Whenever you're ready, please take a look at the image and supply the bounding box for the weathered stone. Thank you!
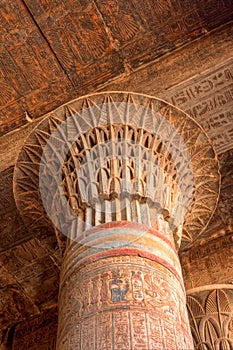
[0,1,232,347]
[187,286,233,349]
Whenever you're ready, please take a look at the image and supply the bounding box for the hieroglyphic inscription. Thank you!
[163,320,176,350]
[25,0,110,65]
[181,234,233,289]
[12,308,58,350]
[164,59,233,154]
[57,254,193,349]
[95,0,143,45]
[131,311,148,350]
[81,316,96,350]
[0,239,60,308]
[97,313,112,350]
[0,0,73,135]
[121,0,233,68]
[216,149,233,227]
[23,0,125,90]
[147,314,163,350]
[1,0,233,134]
[113,311,130,350]
[0,264,37,335]
[0,167,30,252]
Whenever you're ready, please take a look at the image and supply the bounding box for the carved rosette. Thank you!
[13,92,220,249]
[187,285,233,350]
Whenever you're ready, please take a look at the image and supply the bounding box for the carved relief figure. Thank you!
[95,0,140,43]
[110,277,129,302]
[131,271,144,302]
[100,272,111,304]
[90,276,100,308]
[47,3,109,67]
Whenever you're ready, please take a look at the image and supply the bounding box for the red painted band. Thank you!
[72,221,178,257]
[62,247,185,292]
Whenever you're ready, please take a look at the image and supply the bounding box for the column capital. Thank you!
[14,92,220,250]
[187,285,233,349]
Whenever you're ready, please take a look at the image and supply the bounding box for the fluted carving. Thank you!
[62,123,187,240]
[13,92,220,249]
[187,286,233,350]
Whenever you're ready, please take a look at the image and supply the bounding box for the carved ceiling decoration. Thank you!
[11,308,58,350]
[164,58,233,155]
[181,233,233,291]
[0,0,233,136]
[13,92,220,249]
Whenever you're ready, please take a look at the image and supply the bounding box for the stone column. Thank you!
[13,92,220,349]
[57,223,192,349]
[187,285,233,350]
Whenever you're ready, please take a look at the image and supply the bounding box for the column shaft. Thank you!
[57,222,193,349]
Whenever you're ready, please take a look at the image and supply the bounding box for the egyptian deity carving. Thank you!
[57,255,193,349]
[131,271,144,301]
[110,277,129,302]
[109,269,130,303]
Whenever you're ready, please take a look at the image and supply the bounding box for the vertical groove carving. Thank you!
[187,287,233,350]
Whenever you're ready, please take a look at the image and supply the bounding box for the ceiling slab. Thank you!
[0,0,233,135]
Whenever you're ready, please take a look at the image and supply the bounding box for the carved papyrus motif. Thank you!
[187,287,233,350]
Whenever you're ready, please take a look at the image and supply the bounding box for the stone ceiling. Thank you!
[0,0,233,340]
[1,0,233,135]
